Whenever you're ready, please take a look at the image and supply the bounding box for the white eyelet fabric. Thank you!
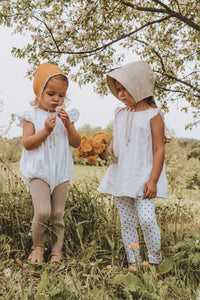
[98,107,167,198]
[17,108,79,193]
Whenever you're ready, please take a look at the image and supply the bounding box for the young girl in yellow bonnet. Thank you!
[17,62,81,264]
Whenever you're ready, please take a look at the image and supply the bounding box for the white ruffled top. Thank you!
[98,107,167,198]
[17,108,80,193]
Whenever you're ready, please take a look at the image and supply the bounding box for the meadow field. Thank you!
[1,142,200,299]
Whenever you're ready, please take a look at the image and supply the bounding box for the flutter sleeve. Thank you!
[150,108,165,122]
[67,108,80,123]
[17,111,35,128]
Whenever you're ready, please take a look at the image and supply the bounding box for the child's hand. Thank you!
[99,148,109,160]
[143,179,157,199]
[45,116,56,133]
[100,150,108,160]
[57,108,71,129]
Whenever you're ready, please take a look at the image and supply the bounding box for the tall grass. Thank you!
[0,162,200,299]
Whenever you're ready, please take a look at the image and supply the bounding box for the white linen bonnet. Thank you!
[107,61,155,102]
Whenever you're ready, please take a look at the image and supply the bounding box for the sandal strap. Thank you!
[50,251,62,257]
[28,246,44,264]
[49,251,62,264]
[31,246,45,251]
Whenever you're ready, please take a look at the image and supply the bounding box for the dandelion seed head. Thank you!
[4,268,11,278]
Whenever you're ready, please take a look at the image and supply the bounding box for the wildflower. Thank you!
[82,143,93,154]
[107,265,112,270]
[76,153,82,160]
[77,132,110,164]
[189,90,194,99]
[87,156,97,165]
[142,261,148,267]
[119,239,123,243]
[70,24,76,32]
[129,265,136,272]
[4,268,11,278]
[129,243,139,250]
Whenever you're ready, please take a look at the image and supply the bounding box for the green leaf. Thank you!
[110,273,143,292]
[78,246,96,262]
[110,273,126,285]
[143,272,157,290]
[106,235,115,250]
[124,273,144,292]
[158,257,173,274]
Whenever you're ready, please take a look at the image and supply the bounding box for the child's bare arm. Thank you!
[108,141,114,153]
[58,108,81,148]
[23,117,55,150]
[143,113,165,199]
[66,123,81,148]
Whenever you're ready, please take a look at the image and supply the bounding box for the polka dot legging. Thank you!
[114,196,162,264]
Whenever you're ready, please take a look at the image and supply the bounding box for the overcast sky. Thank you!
[0,27,199,140]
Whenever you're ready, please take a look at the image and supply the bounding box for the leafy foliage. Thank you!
[0,168,200,299]
[0,0,200,126]
[0,132,200,298]
[0,136,22,163]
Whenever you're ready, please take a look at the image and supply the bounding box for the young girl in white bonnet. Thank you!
[98,61,167,279]
[17,62,81,264]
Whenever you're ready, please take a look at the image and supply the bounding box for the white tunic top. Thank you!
[98,107,167,198]
[17,108,80,193]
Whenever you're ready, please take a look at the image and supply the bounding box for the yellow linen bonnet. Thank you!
[33,62,68,99]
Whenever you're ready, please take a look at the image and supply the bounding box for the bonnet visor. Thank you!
[33,62,68,99]
[107,61,155,102]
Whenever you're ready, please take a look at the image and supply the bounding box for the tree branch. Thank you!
[121,1,166,13]
[134,38,200,94]
[42,15,170,55]
[33,14,60,53]
[121,0,200,31]
[151,0,200,30]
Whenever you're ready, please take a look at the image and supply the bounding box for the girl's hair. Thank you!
[116,95,157,116]
[143,96,157,108]
[31,74,68,107]
[143,96,170,143]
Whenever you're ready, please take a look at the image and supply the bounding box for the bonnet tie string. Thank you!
[125,105,135,146]
[48,110,56,148]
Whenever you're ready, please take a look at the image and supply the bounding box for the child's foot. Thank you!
[27,246,44,265]
[49,251,63,264]
[149,263,163,281]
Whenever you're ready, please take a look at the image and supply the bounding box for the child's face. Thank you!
[39,76,68,111]
[116,81,136,107]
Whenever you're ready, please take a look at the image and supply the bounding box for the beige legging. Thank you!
[30,178,69,252]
